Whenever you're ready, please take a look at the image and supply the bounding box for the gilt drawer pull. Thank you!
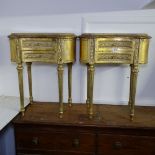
[32,137,39,145]
[72,138,80,148]
[113,141,122,149]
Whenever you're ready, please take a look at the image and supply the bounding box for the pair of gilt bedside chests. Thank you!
[9,33,151,120]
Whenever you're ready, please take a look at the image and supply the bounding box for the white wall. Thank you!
[0,9,155,106]
[0,0,153,17]
[82,10,155,105]
[143,0,155,9]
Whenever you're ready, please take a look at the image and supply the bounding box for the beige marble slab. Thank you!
[0,96,29,130]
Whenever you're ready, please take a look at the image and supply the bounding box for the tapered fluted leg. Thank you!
[86,64,90,108]
[17,63,25,116]
[88,64,95,119]
[57,64,64,118]
[128,64,133,109]
[68,63,72,107]
[26,62,33,104]
[129,64,139,121]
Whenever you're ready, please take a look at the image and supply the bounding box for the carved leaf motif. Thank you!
[98,41,133,48]
[22,39,57,50]
[97,53,132,62]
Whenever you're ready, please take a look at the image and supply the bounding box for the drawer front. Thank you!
[15,127,95,154]
[17,150,94,155]
[20,38,75,63]
[98,134,155,155]
[21,38,57,51]
[95,53,133,64]
[95,38,135,64]
[20,38,57,63]
[22,51,57,63]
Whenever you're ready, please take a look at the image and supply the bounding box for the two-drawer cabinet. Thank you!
[13,103,155,155]
[80,33,151,120]
[15,125,95,155]
[9,33,76,118]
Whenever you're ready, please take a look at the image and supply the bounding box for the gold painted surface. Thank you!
[68,63,72,107]
[79,33,151,39]
[20,38,57,50]
[80,38,89,63]
[10,39,17,62]
[139,39,149,64]
[94,38,134,64]
[9,33,76,116]
[9,33,76,64]
[62,38,76,63]
[80,33,151,120]
[80,33,151,64]
[26,62,33,104]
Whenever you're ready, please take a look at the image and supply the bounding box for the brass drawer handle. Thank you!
[113,141,122,149]
[72,138,80,148]
[32,137,39,145]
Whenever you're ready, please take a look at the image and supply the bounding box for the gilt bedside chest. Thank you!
[80,33,151,120]
[9,33,76,118]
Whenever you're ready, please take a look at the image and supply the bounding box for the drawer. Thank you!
[22,51,57,63]
[17,150,94,155]
[15,126,95,154]
[95,39,134,64]
[95,53,133,64]
[98,134,155,155]
[20,38,57,51]
[20,38,58,63]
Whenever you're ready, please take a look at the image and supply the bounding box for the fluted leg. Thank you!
[68,63,72,107]
[86,64,90,108]
[129,64,139,121]
[128,64,133,109]
[17,63,25,116]
[26,62,33,104]
[57,64,64,118]
[88,64,95,119]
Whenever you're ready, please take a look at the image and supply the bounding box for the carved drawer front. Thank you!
[20,38,58,63]
[22,51,57,63]
[15,126,95,155]
[20,38,57,51]
[95,39,135,64]
[98,134,155,155]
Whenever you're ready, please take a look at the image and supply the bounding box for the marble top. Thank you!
[0,96,29,131]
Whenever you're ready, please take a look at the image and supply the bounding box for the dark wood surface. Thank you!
[13,102,155,155]
[14,102,155,128]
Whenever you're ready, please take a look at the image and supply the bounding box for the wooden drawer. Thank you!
[15,126,95,154]
[98,134,155,155]
[9,34,76,63]
[95,53,133,64]
[17,150,94,155]
[20,38,57,63]
[20,38,57,51]
[95,38,134,64]
[22,51,57,63]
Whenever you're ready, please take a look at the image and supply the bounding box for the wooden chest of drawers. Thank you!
[13,103,155,155]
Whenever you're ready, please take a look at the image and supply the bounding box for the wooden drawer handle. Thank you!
[32,137,39,145]
[113,141,122,149]
[72,138,80,148]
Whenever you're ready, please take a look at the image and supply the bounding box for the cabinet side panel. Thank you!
[139,39,149,64]
[63,38,76,63]
[80,38,89,63]
[10,39,17,62]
